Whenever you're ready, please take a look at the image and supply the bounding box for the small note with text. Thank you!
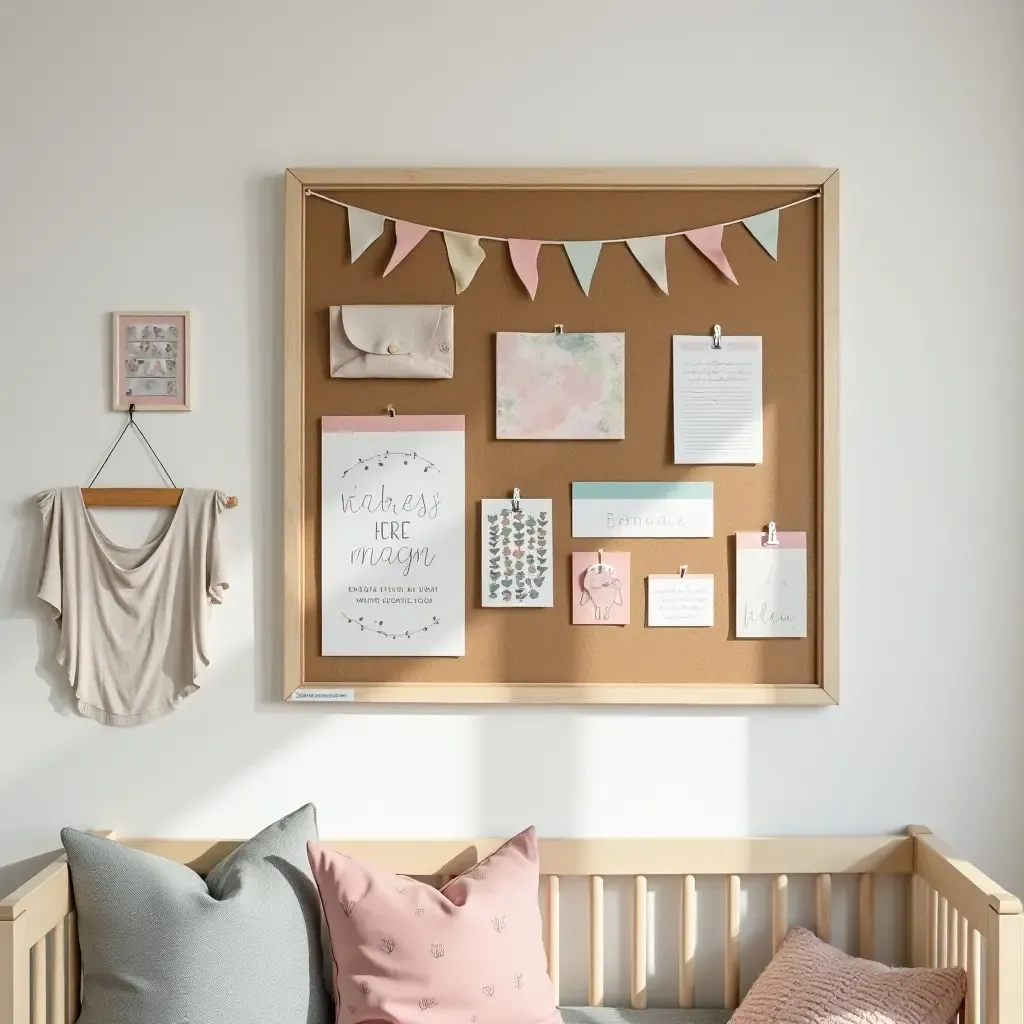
[735,531,807,638]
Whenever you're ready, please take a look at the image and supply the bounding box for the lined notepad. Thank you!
[673,336,763,464]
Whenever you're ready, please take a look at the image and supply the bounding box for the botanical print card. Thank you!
[572,551,630,625]
[321,415,465,656]
[673,336,763,464]
[571,481,714,538]
[735,531,807,638]
[496,331,625,439]
[482,498,553,607]
[647,573,714,627]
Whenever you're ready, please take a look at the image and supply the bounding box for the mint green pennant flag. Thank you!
[348,206,385,262]
[563,240,602,296]
[741,208,780,260]
[626,235,669,294]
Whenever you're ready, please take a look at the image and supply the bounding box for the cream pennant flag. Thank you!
[383,220,431,276]
[508,239,542,299]
[626,235,669,294]
[741,208,780,260]
[444,231,486,293]
[348,206,385,262]
[564,240,602,296]
[684,225,738,284]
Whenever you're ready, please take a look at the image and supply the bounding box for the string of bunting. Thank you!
[305,189,818,298]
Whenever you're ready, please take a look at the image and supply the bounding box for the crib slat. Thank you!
[938,896,949,966]
[957,913,968,970]
[947,904,959,967]
[772,875,788,955]
[30,940,45,1024]
[858,874,875,960]
[50,920,66,1024]
[928,887,939,967]
[725,875,740,1010]
[546,875,560,1005]
[588,876,604,1007]
[680,875,696,1010]
[967,928,981,1024]
[910,875,927,966]
[631,875,647,1010]
[67,911,80,1022]
[815,874,831,943]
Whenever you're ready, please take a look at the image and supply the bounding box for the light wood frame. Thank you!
[112,310,191,412]
[283,167,840,705]
[4,827,1020,1024]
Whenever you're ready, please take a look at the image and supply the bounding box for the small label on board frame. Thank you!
[288,688,356,702]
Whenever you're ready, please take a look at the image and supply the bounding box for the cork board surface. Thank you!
[303,188,818,687]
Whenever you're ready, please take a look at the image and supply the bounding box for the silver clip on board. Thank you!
[763,521,779,546]
[712,324,723,349]
[511,487,521,513]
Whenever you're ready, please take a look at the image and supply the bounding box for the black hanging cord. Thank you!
[87,404,178,488]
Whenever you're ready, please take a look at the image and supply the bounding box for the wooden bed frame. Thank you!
[1,826,1020,1024]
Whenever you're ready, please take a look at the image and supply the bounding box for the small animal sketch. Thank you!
[481,985,495,998]
[341,899,356,917]
[347,1006,356,1015]
[379,936,397,955]
[418,998,438,1011]
[428,943,445,959]
[491,916,507,933]
[358,981,371,995]
[513,973,523,990]
[482,499,553,607]
[580,567,623,620]
[572,552,631,626]
[415,908,425,917]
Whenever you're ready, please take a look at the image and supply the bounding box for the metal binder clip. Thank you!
[511,487,521,513]
[386,404,396,417]
[554,324,564,335]
[763,521,779,546]
[712,325,723,350]
[679,565,688,578]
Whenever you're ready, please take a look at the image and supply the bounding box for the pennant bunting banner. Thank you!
[383,221,431,277]
[312,189,813,296]
[741,208,779,260]
[684,225,738,284]
[563,240,602,296]
[347,206,385,262]
[444,231,486,293]
[626,235,670,294]
[508,239,542,299]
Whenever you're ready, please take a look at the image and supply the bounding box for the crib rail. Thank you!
[2,827,1021,1024]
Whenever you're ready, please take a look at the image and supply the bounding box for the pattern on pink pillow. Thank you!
[732,927,966,1024]
[308,826,562,1024]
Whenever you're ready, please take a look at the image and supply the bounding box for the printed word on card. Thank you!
[735,531,807,638]
[646,573,714,627]
[673,336,763,464]
[572,482,714,538]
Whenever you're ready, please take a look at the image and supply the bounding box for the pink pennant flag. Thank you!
[683,224,738,284]
[383,220,431,277]
[508,239,542,299]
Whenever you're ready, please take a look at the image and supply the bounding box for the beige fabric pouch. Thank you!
[329,304,454,379]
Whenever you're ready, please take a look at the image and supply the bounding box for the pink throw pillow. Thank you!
[732,927,966,1024]
[308,826,561,1024]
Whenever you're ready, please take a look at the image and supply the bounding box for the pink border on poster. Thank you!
[735,531,806,549]
[322,415,465,433]
[115,313,188,409]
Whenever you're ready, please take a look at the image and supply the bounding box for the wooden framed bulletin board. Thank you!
[283,168,839,706]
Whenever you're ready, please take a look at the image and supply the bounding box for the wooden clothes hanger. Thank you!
[81,404,238,509]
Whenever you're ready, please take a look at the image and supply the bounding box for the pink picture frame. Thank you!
[112,311,191,411]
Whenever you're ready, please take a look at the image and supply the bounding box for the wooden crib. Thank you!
[1,826,1021,1024]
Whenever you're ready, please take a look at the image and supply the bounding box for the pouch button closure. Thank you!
[387,341,399,354]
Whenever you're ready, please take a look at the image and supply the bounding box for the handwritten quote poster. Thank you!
[735,531,807,638]
[321,415,465,656]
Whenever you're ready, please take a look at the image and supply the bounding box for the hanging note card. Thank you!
[481,497,553,607]
[572,551,630,625]
[572,481,714,538]
[673,335,763,464]
[320,415,466,657]
[646,573,714,627]
[735,531,807,638]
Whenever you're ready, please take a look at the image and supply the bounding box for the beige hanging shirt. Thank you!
[37,487,229,726]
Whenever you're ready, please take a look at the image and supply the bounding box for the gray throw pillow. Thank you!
[62,803,333,1024]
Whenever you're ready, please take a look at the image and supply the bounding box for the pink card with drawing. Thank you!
[572,551,630,625]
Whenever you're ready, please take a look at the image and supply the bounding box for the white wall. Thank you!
[1,0,1022,910]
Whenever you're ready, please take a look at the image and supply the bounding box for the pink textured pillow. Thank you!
[308,826,561,1024]
[733,927,966,1024]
